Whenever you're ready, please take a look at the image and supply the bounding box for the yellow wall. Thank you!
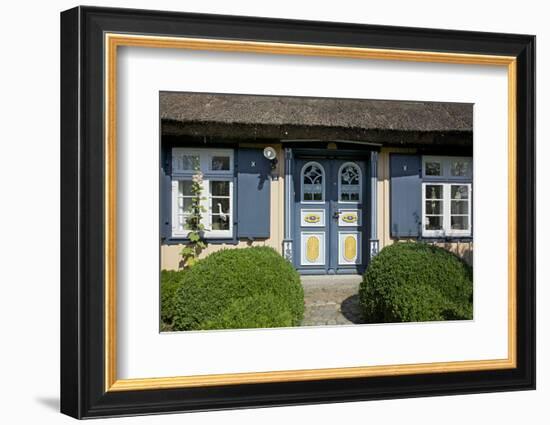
[161,143,285,270]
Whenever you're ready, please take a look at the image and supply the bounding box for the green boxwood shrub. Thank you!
[170,247,304,331]
[359,242,473,323]
[160,269,186,331]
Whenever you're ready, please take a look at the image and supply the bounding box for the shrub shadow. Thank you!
[340,294,364,324]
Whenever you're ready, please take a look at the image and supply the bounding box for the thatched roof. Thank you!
[161,92,472,147]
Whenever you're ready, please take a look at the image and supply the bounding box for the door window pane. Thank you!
[302,163,324,202]
[339,163,361,202]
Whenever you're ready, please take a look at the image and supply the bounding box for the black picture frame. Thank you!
[60,6,535,419]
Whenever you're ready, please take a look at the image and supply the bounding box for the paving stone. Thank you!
[300,275,364,327]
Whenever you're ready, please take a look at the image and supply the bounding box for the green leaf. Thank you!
[179,247,194,256]
[188,232,200,242]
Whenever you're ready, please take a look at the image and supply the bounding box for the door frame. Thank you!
[287,148,377,275]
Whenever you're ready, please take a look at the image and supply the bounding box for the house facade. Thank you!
[160,93,473,273]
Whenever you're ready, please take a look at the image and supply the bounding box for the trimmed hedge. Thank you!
[170,247,304,331]
[359,242,473,323]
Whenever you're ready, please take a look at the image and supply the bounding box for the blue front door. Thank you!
[293,158,368,274]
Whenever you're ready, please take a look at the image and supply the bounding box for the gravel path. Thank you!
[300,275,364,326]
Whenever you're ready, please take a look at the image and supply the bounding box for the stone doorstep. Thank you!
[300,274,362,282]
[304,301,340,307]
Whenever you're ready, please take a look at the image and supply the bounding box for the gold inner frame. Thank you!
[104,33,517,392]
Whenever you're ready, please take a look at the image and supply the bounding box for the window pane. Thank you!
[175,155,200,171]
[451,200,469,214]
[179,180,193,196]
[425,162,441,176]
[425,185,443,199]
[313,192,322,201]
[451,216,469,230]
[178,214,193,231]
[211,181,230,196]
[451,185,469,200]
[425,216,443,230]
[211,215,230,230]
[211,156,230,171]
[212,197,230,214]
[179,197,193,212]
[425,200,442,215]
[451,160,469,177]
[349,192,359,201]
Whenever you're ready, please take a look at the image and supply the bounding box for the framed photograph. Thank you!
[60,6,535,419]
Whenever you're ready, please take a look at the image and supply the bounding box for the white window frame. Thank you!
[205,178,234,239]
[172,147,234,176]
[171,148,234,239]
[301,161,325,203]
[422,182,472,238]
[422,155,472,180]
[338,161,362,204]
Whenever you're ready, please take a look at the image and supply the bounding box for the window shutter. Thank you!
[160,151,173,241]
[236,148,271,239]
[390,154,421,238]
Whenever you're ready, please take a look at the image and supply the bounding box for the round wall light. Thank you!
[263,146,277,160]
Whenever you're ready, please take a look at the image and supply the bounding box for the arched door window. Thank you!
[338,162,362,202]
[301,162,325,202]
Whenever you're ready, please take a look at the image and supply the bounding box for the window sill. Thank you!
[419,236,473,242]
[163,236,237,246]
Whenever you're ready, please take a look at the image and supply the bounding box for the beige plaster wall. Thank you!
[161,143,286,270]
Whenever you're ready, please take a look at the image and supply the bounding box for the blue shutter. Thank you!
[160,147,172,241]
[237,148,271,239]
[390,154,421,238]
